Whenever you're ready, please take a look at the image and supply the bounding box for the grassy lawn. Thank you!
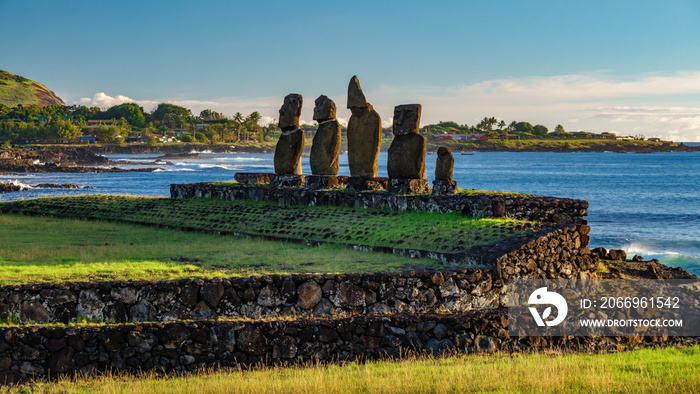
[9,346,700,393]
[0,214,447,285]
[0,195,534,254]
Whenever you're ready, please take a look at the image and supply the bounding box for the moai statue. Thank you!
[310,95,341,175]
[387,104,428,194]
[432,146,458,195]
[346,76,382,178]
[274,94,304,175]
[387,104,426,178]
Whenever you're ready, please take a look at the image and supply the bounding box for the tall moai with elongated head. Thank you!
[387,104,428,194]
[274,94,304,175]
[346,76,382,178]
[310,95,341,175]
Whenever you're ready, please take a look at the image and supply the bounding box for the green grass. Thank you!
[9,346,700,393]
[0,214,449,285]
[1,195,535,254]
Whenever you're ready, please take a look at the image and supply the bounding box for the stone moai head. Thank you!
[435,146,454,181]
[278,93,303,131]
[347,75,368,109]
[313,95,336,122]
[393,104,422,136]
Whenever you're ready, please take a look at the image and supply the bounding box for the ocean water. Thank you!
[1,150,698,276]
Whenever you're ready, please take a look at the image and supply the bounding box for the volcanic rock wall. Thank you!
[170,183,588,225]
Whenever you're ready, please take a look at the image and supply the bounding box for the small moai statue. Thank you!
[310,95,341,175]
[387,104,428,194]
[274,94,304,175]
[346,76,382,178]
[432,146,458,195]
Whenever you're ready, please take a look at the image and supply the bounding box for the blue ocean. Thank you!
[2,149,699,276]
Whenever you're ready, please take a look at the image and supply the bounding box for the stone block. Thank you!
[270,174,307,188]
[388,178,429,194]
[305,175,348,190]
[346,176,388,191]
[234,172,272,185]
[431,180,458,196]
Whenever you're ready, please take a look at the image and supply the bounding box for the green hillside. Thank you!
[0,69,64,108]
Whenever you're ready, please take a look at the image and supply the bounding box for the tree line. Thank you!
[0,102,270,145]
[427,117,600,139]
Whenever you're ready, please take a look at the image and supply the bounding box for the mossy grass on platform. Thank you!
[1,195,536,255]
[0,214,445,285]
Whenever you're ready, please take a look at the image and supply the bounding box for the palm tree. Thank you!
[234,112,244,141]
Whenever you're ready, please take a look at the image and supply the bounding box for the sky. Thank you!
[2,0,700,141]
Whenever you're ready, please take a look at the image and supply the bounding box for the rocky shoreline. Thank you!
[0,147,164,174]
[0,182,92,193]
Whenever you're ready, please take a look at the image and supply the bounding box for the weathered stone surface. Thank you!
[608,249,627,261]
[77,289,103,320]
[257,285,282,307]
[181,284,200,308]
[347,76,382,177]
[435,147,454,181]
[272,335,297,359]
[297,280,322,310]
[40,289,77,306]
[110,287,138,304]
[127,331,156,351]
[388,178,429,194]
[305,175,347,190]
[279,93,302,129]
[47,346,75,374]
[313,94,336,122]
[160,325,190,349]
[238,326,268,356]
[345,176,388,191]
[432,180,458,196]
[347,75,368,109]
[387,133,426,179]
[191,301,214,320]
[234,172,272,185]
[275,94,304,175]
[310,122,341,175]
[311,95,341,175]
[19,300,50,324]
[492,200,506,217]
[333,281,366,308]
[200,282,225,308]
[274,130,304,175]
[130,300,157,322]
[392,104,421,136]
[100,331,125,352]
[171,181,589,224]
[475,335,498,352]
[270,173,307,188]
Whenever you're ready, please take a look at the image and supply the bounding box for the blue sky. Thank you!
[2,0,700,140]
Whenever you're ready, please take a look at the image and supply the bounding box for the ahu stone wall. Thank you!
[170,183,588,225]
[1,223,596,327]
[1,310,671,385]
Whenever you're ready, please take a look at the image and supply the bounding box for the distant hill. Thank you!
[0,69,65,108]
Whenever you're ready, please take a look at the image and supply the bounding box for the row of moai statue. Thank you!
[237,76,457,195]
